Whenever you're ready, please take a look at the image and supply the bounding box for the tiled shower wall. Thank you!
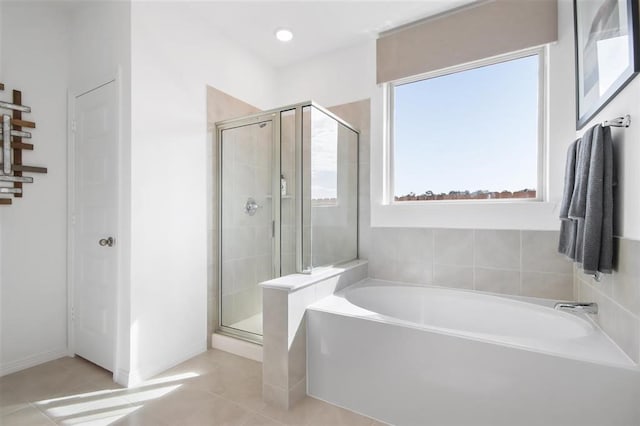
[575,237,640,363]
[369,228,573,300]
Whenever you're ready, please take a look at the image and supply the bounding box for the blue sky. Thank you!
[394,54,539,196]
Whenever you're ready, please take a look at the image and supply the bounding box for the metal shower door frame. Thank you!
[216,112,279,344]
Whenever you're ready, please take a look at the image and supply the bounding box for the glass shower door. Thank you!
[219,119,275,338]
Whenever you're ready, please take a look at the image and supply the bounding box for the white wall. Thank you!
[0,0,3,376]
[0,1,3,71]
[69,2,132,94]
[128,2,277,382]
[276,41,376,107]
[576,76,640,240]
[0,2,70,375]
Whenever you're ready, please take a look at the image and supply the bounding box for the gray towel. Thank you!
[558,139,579,259]
[583,125,613,273]
[570,127,594,265]
[569,127,595,218]
[558,125,614,274]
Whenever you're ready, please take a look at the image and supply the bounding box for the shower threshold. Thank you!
[229,313,263,336]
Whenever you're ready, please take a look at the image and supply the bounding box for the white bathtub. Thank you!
[307,279,640,426]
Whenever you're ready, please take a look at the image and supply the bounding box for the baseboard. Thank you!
[0,347,69,377]
[114,368,131,387]
[211,333,262,362]
[125,343,206,387]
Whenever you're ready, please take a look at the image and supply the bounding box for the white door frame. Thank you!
[67,69,127,381]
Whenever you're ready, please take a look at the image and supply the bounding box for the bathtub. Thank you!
[306,279,640,426]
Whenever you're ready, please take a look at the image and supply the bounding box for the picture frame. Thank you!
[574,0,640,129]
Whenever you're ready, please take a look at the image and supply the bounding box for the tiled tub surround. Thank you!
[307,279,640,426]
[369,228,573,299]
[260,260,367,410]
[575,237,640,363]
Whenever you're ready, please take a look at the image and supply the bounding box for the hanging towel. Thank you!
[558,124,614,274]
[558,139,579,259]
[584,125,613,273]
[569,126,595,266]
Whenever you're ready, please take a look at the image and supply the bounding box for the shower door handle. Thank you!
[99,237,115,247]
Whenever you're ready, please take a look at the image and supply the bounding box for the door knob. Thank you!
[244,198,261,216]
[99,237,115,247]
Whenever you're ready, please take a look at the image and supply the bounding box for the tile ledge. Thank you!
[259,260,367,293]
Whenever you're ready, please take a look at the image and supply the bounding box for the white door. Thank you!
[72,81,118,371]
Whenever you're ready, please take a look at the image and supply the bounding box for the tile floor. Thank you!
[0,350,384,426]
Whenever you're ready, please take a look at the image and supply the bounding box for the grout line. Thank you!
[519,230,523,296]
[207,380,324,426]
[585,277,640,322]
[431,229,435,284]
[0,402,31,418]
[27,401,61,420]
[471,265,522,272]
[578,278,639,364]
[34,403,58,426]
[574,265,580,300]
[471,229,476,291]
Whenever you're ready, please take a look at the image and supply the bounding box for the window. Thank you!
[390,50,543,202]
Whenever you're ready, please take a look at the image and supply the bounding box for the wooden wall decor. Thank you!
[0,83,47,205]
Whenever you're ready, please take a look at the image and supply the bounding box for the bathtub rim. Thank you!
[308,278,638,371]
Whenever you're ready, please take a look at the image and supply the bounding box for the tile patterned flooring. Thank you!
[0,350,384,426]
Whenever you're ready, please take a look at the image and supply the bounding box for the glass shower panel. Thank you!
[302,106,358,270]
[333,121,358,265]
[220,120,273,337]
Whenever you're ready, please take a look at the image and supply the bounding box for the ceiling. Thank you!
[201,1,478,68]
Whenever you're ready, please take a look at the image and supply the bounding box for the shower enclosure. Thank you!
[216,102,359,343]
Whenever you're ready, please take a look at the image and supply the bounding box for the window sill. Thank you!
[390,198,542,206]
[371,200,560,231]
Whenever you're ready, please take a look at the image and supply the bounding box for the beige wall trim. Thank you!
[376,0,558,83]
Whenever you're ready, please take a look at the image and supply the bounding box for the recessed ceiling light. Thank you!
[275,28,293,42]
